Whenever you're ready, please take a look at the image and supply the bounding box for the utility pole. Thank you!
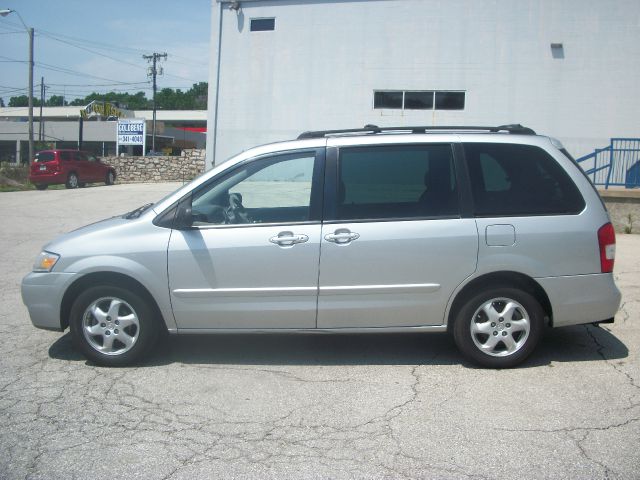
[27,27,34,162]
[1,9,34,163]
[143,52,167,153]
[39,76,46,142]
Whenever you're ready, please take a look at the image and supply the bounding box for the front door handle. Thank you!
[269,231,309,246]
[324,229,360,244]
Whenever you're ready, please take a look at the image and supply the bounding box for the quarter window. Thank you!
[336,144,459,220]
[464,143,585,216]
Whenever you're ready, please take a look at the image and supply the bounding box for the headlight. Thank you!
[33,251,60,272]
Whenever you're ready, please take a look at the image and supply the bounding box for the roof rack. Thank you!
[297,124,536,139]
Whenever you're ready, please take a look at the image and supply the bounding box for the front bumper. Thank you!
[21,271,77,331]
[537,273,622,328]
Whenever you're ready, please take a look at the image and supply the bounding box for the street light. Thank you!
[1,8,34,164]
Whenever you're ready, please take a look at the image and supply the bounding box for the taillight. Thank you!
[597,222,616,273]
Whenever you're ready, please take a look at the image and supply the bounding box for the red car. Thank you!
[30,150,117,190]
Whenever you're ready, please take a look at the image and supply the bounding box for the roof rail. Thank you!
[297,124,536,139]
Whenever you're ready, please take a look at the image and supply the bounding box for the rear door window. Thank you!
[463,143,585,216]
[335,144,459,220]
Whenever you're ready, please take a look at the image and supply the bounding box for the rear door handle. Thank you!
[269,231,309,246]
[324,230,360,244]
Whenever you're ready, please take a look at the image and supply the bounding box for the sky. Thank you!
[0,0,211,105]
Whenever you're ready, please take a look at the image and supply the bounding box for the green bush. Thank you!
[0,163,30,183]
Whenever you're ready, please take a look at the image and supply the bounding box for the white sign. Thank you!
[117,119,146,145]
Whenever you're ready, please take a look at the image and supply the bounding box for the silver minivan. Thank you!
[22,125,621,368]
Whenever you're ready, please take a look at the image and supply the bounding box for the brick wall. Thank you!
[102,149,205,183]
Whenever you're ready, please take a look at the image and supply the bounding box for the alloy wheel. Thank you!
[82,297,140,356]
[470,297,531,357]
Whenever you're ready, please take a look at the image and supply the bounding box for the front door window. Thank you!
[191,152,317,225]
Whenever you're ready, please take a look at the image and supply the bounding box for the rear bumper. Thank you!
[537,273,622,328]
[21,271,78,331]
[29,171,65,185]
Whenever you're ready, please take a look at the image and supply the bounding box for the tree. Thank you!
[189,82,208,109]
[154,83,208,110]
[46,95,66,107]
[69,91,151,109]
[9,95,29,107]
[12,83,208,111]
[8,95,43,107]
[0,97,5,107]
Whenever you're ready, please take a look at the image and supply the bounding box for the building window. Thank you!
[373,91,403,109]
[405,91,434,110]
[435,91,465,110]
[373,90,465,111]
[250,18,275,32]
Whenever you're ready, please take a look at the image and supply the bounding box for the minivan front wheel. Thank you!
[453,288,543,368]
[70,286,159,366]
[66,172,79,189]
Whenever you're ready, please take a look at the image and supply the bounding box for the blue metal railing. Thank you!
[576,138,640,189]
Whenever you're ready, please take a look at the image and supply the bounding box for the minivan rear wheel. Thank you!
[66,172,79,189]
[453,287,543,368]
[69,285,159,366]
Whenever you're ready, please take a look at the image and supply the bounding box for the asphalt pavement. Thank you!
[0,182,638,479]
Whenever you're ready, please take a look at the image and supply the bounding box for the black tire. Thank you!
[105,170,116,185]
[35,184,48,190]
[452,287,544,368]
[65,172,79,189]
[69,285,160,367]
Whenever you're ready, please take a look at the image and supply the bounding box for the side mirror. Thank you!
[175,204,193,230]
[152,195,195,230]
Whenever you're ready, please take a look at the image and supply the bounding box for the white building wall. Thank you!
[207,0,640,166]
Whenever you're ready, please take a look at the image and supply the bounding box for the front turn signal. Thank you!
[33,251,60,272]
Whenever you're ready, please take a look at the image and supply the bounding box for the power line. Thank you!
[35,60,147,84]
[46,81,150,87]
[34,28,148,55]
[0,54,25,62]
[37,28,207,73]
[39,32,148,71]
[4,25,205,97]
[38,27,206,66]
